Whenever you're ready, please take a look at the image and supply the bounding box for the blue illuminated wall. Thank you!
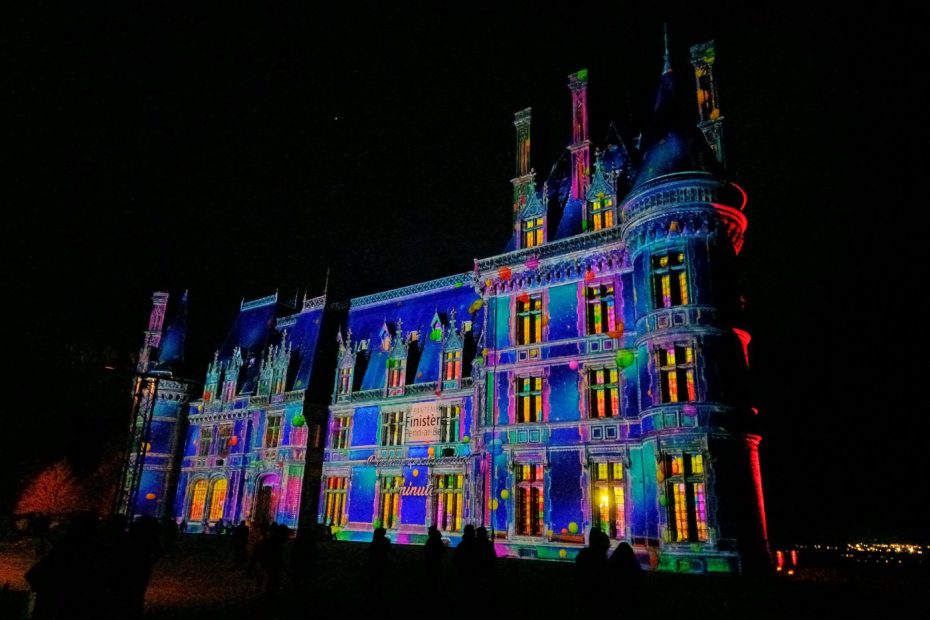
[317,52,768,574]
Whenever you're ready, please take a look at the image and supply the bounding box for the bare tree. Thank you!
[16,459,85,518]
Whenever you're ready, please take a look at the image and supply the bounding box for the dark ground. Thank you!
[1,535,924,619]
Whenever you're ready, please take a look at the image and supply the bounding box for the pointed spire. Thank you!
[324,267,331,296]
[662,23,671,75]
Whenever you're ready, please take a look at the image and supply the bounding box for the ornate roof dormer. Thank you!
[206,350,222,385]
[228,346,243,375]
[517,177,546,221]
[378,319,393,352]
[518,176,547,250]
[389,318,407,360]
[586,150,614,202]
[337,327,355,368]
[584,150,619,233]
[443,308,464,352]
[429,311,445,342]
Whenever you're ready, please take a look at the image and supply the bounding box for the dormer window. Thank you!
[386,319,407,396]
[387,358,405,389]
[440,309,464,389]
[335,329,356,398]
[588,196,615,230]
[337,366,352,395]
[522,217,544,248]
[381,332,392,352]
[443,349,462,382]
[586,152,618,233]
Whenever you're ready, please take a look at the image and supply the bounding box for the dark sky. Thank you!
[3,3,921,542]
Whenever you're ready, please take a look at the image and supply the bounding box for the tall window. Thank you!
[516,376,543,423]
[188,479,207,521]
[337,366,352,395]
[515,463,544,536]
[387,358,405,389]
[586,282,616,335]
[593,462,625,539]
[264,415,282,448]
[432,473,464,532]
[522,217,544,248]
[589,197,615,230]
[322,476,348,526]
[378,475,403,529]
[516,294,543,345]
[588,368,621,418]
[439,404,460,443]
[217,424,233,458]
[652,251,689,309]
[666,453,708,543]
[443,349,462,382]
[330,416,350,449]
[657,345,697,403]
[380,411,405,446]
[208,478,227,521]
[198,426,214,457]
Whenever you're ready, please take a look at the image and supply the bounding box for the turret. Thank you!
[620,32,768,572]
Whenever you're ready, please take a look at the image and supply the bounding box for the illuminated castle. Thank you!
[317,40,768,572]
[122,38,768,572]
[120,291,333,531]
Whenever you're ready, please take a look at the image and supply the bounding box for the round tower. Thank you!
[619,39,768,573]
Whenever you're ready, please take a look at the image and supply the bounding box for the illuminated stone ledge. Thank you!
[351,272,474,307]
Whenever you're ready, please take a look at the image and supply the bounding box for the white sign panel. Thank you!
[406,403,442,443]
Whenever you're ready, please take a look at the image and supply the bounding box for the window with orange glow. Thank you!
[322,476,348,526]
[651,251,689,309]
[337,366,352,395]
[378,475,403,529]
[522,217,544,248]
[516,376,543,423]
[665,453,708,543]
[188,479,207,521]
[593,461,625,540]
[515,463,544,536]
[432,473,464,532]
[588,368,621,418]
[657,344,697,403]
[516,294,543,345]
[588,197,615,230]
[443,349,462,382]
[585,282,616,335]
[208,478,227,521]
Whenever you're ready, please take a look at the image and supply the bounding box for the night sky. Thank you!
[3,3,920,543]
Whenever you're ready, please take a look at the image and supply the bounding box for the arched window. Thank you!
[208,478,228,521]
[188,479,208,521]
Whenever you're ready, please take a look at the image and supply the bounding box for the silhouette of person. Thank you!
[26,511,101,619]
[366,527,391,599]
[575,527,610,613]
[290,525,318,592]
[253,522,287,597]
[231,520,250,566]
[608,541,644,613]
[475,526,497,602]
[123,515,164,619]
[452,524,477,596]
[423,525,446,602]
